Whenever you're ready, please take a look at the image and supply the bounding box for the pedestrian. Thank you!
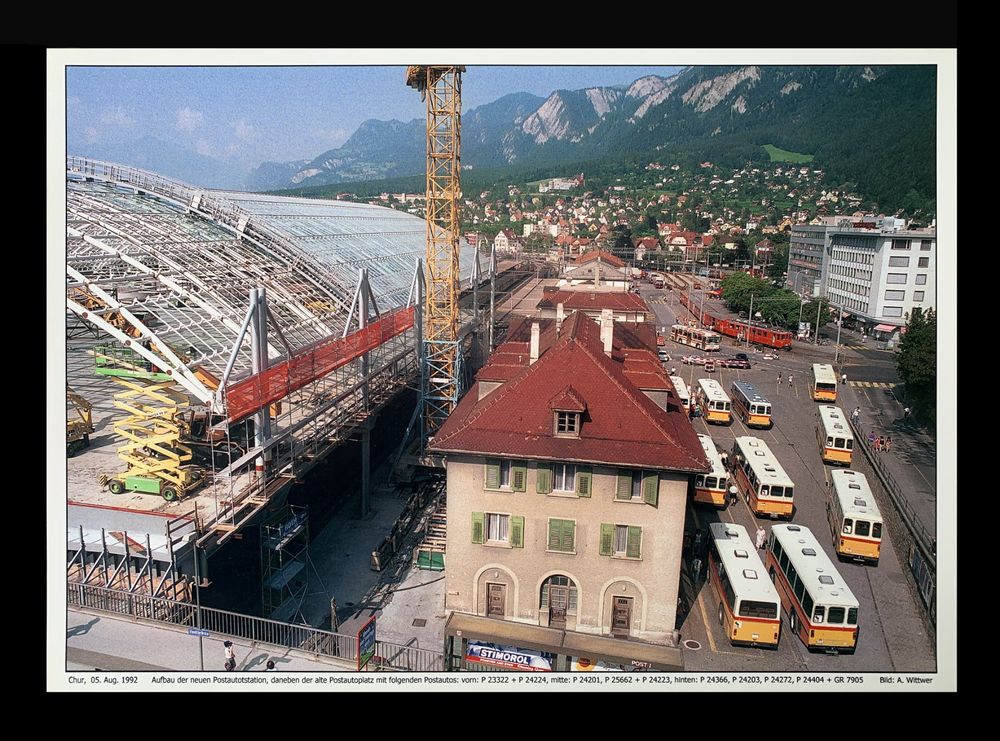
[691,556,703,584]
[885,436,892,453]
[867,430,876,447]
[904,406,911,421]
[223,640,237,671]
[876,435,884,452]
[851,406,860,424]
[720,451,729,469]
[788,374,793,387]
[729,484,739,507]
[692,528,703,557]
[265,660,277,672]
[777,371,782,385]
[755,525,767,550]
[841,372,847,386]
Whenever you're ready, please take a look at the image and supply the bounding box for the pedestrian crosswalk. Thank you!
[848,381,897,389]
[646,296,671,304]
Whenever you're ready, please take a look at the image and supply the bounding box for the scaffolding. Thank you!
[261,505,309,622]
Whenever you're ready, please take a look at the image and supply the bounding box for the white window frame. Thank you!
[553,462,577,492]
[485,512,510,544]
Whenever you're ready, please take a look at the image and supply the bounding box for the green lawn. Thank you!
[763,144,814,164]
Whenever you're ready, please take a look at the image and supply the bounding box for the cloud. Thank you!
[232,119,256,141]
[100,105,134,126]
[194,138,215,157]
[176,107,204,131]
[314,126,350,143]
[85,126,99,144]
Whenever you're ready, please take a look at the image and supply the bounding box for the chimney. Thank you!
[595,258,601,287]
[556,302,565,334]
[600,308,614,356]
[529,321,540,365]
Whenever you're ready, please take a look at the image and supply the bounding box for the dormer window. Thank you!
[556,411,580,436]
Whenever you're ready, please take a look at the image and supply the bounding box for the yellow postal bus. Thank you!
[671,323,721,352]
[817,405,853,466]
[828,470,883,564]
[696,378,732,425]
[669,375,690,412]
[692,434,729,507]
[812,363,838,402]
[765,524,859,654]
[730,380,773,429]
[708,523,782,648]
[731,436,795,519]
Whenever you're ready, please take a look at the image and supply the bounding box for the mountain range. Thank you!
[247,65,936,212]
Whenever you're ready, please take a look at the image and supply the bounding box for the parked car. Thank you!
[762,352,775,360]
[734,352,749,361]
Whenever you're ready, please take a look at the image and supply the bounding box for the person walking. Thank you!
[692,529,703,558]
[729,484,739,507]
[691,556,703,584]
[876,436,884,452]
[851,406,861,424]
[885,436,892,453]
[841,372,848,386]
[787,374,793,388]
[265,660,277,672]
[223,640,237,671]
[777,371,782,385]
[867,430,876,447]
[755,525,767,550]
[904,406,911,421]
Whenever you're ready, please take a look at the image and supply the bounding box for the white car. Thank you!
[762,353,775,360]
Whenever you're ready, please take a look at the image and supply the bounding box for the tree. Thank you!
[895,308,936,425]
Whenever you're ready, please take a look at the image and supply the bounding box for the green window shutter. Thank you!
[485,460,500,489]
[536,465,552,494]
[626,526,642,559]
[471,512,485,544]
[616,471,632,501]
[511,516,524,548]
[576,467,592,498]
[562,520,576,553]
[600,523,614,556]
[547,520,562,551]
[512,462,527,492]
[643,472,659,506]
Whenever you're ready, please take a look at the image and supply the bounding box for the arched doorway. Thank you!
[540,575,577,629]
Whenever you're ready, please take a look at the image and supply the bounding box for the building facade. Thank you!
[429,312,707,647]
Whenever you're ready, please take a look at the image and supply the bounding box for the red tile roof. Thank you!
[536,290,649,313]
[574,249,624,268]
[430,312,708,472]
[549,385,587,412]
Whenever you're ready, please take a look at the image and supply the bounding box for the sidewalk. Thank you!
[66,608,354,671]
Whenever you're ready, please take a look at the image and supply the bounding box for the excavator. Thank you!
[66,385,95,457]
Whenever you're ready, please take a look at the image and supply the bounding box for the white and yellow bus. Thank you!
[731,436,795,519]
[692,434,729,507]
[671,323,721,352]
[765,524,859,654]
[708,523,782,648]
[817,405,854,466]
[669,375,690,412]
[730,380,773,429]
[828,470,883,564]
[696,378,732,425]
[812,363,838,402]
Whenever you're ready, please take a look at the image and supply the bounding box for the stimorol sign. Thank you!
[466,640,554,671]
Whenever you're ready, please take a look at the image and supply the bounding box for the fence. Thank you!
[68,582,444,670]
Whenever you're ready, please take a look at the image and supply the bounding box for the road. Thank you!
[638,283,936,672]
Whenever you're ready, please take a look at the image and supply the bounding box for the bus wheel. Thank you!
[718,602,724,627]
[109,479,125,495]
[789,610,798,634]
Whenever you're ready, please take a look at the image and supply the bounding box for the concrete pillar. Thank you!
[529,321,540,364]
[556,302,565,333]
[601,308,614,356]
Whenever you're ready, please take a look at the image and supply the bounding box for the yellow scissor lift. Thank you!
[94,344,205,502]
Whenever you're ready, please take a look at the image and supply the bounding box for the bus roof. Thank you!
[731,380,769,404]
[672,324,720,339]
[818,405,853,439]
[831,470,882,521]
[709,523,781,605]
[812,363,837,384]
[733,436,794,488]
[697,434,727,478]
[771,524,858,608]
[697,378,730,401]
[669,375,690,400]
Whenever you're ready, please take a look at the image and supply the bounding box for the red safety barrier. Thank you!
[225,306,415,423]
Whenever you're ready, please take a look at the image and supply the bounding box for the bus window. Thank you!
[847,607,858,625]
[772,539,783,559]
[827,436,834,446]
[793,579,805,602]
[802,592,814,616]
[784,487,793,498]
[740,600,778,619]
[772,486,783,498]
[706,476,717,489]
[842,518,853,534]
[779,550,789,571]
[835,437,845,448]
[855,521,870,537]
[827,607,846,624]
[813,605,825,623]
[760,485,769,497]
[872,523,882,539]
[846,439,854,450]
[696,475,705,486]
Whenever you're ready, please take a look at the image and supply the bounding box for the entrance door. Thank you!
[549,586,569,628]
[487,583,506,617]
[611,596,633,637]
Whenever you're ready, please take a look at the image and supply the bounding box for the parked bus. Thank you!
[812,363,838,402]
[696,378,732,425]
[708,523,782,648]
[669,375,690,411]
[817,405,853,466]
[828,470,883,564]
[693,434,729,506]
[765,524,860,653]
[730,436,795,519]
[730,380,773,429]
[670,323,721,352]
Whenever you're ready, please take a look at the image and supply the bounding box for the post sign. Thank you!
[357,616,377,671]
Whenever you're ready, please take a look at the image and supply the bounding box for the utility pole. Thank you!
[834,302,843,363]
[746,293,754,349]
[814,298,823,344]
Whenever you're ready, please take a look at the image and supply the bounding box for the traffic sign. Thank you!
[188,628,210,637]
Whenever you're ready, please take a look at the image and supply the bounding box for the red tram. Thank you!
[679,292,793,350]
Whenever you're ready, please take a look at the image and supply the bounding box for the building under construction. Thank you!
[64,157,496,621]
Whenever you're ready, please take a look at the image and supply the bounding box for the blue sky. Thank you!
[67,65,681,168]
